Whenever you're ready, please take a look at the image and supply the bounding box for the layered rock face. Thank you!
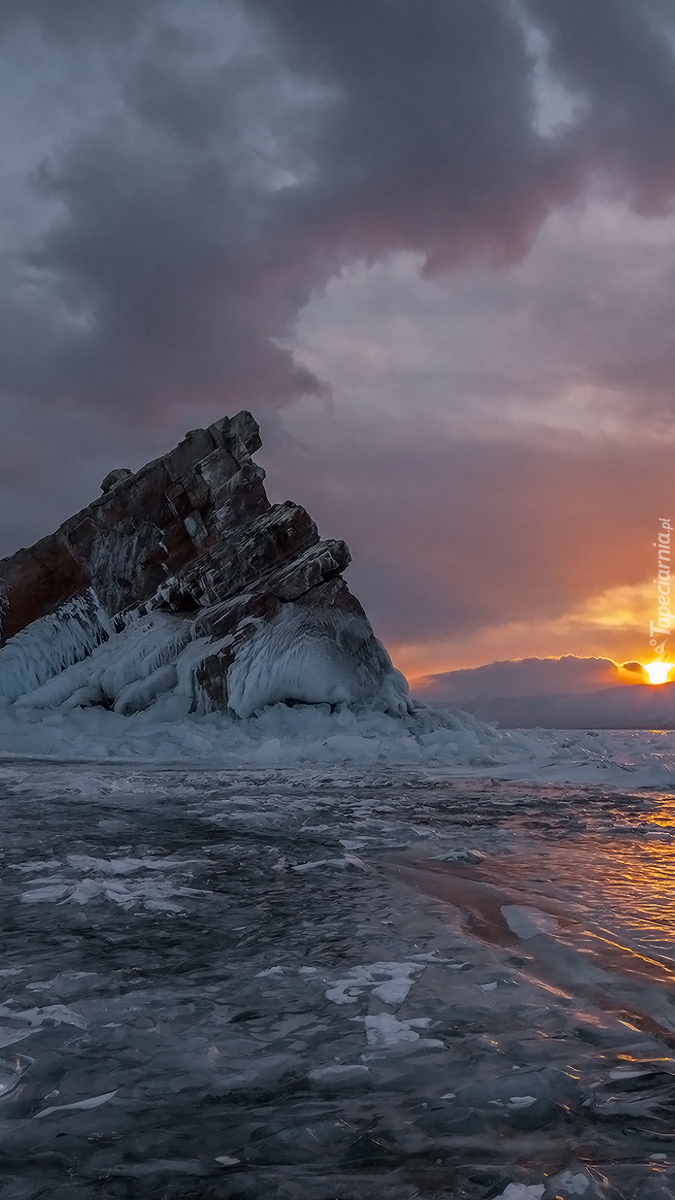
[0,412,408,717]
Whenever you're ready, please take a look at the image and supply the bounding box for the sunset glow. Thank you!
[644,661,673,685]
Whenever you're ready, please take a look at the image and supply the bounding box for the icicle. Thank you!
[0,589,113,704]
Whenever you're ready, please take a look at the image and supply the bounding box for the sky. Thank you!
[1,0,675,687]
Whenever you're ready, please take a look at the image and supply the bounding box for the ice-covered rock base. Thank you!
[4,605,409,722]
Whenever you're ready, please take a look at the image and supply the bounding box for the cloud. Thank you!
[0,0,158,41]
[414,655,633,706]
[245,0,574,267]
[4,0,675,433]
[26,134,322,415]
[529,0,675,207]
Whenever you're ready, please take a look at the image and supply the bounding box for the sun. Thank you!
[644,661,673,685]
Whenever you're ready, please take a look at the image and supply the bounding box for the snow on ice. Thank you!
[1,579,674,784]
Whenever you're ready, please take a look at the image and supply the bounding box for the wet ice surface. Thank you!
[4,766,675,1197]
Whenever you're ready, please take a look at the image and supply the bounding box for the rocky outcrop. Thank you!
[0,413,409,717]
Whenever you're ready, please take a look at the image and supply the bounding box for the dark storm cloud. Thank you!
[0,0,157,40]
[416,657,624,703]
[245,0,570,265]
[3,0,675,425]
[0,0,330,418]
[24,134,321,413]
[528,0,675,205]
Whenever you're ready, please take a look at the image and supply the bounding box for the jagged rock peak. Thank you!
[0,412,409,718]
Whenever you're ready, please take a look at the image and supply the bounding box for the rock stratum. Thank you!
[0,412,409,718]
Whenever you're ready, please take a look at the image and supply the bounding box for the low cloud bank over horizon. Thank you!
[414,655,636,704]
[2,1,675,672]
[413,654,675,730]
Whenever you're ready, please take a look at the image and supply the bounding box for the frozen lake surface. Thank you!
[4,760,675,1198]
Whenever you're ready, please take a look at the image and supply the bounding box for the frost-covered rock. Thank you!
[0,412,409,718]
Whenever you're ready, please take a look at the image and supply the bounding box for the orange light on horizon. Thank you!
[644,661,673,685]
